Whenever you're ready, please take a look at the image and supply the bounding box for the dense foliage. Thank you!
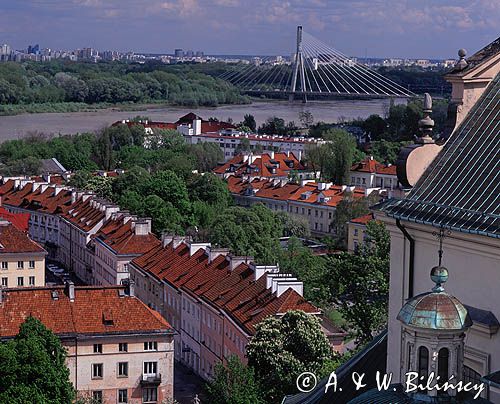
[206,355,263,404]
[247,310,335,402]
[0,317,75,404]
[328,221,390,343]
[0,60,248,114]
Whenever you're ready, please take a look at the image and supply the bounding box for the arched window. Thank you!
[418,346,429,379]
[438,348,449,381]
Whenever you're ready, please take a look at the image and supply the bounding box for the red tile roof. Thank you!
[0,207,29,232]
[0,180,74,216]
[94,218,161,256]
[131,241,318,334]
[350,213,375,225]
[214,152,306,178]
[0,286,172,338]
[228,177,366,207]
[0,222,46,254]
[351,157,397,175]
[62,198,105,233]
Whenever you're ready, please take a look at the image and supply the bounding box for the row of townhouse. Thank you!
[0,178,160,286]
[227,176,367,236]
[0,176,347,381]
[128,235,346,380]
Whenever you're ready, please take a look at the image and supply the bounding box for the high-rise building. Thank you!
[174,48,183,58]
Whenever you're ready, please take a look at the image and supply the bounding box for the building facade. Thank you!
[0,219,47,288]
[0,283,175,404]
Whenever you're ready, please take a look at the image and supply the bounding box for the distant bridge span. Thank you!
[219,26,416,102]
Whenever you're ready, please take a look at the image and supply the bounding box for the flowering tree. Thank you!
[246,310,334,402]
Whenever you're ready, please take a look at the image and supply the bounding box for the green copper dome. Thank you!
[397,266,472,331]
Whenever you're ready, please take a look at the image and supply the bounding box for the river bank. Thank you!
[0,98,399,141]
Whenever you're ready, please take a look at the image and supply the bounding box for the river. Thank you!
[0,99,399,140]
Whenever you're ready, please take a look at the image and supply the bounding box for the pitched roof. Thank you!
[0,221,46,254]
[131,241,318,335]
[62,198,105,232]
[378,73,500,238]
[447,36,500,77]
[0,286,172,338]
[351,157,397,175]
[350,213,374,225]
[40,158,67,174]
[214,152,306,178]
[0,180,73,215]
[0,207,30,232]
[94,218,160,256]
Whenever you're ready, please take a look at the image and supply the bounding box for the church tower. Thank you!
[397,264,472,398]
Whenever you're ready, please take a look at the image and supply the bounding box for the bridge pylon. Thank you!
[289,26,307,103]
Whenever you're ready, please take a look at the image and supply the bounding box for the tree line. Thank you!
[0,60,248,114]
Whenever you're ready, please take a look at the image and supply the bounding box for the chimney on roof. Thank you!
[250,263,279,282]
[317,182,332,191]
[276,280,304,297]
[65,280,75,302]
[134,218,151,235]
[127,279,135,296]
[193,118,202,135]
[226,254,253,271]
[188,241,211,256]
[104,205,120,220]
[71,191,77,204]
[32,182,41,193]
[161,234,191,249]
[206,246,230,263]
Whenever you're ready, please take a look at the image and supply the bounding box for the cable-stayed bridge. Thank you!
[219,26,416,101]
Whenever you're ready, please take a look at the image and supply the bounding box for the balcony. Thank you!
[141,373,161,386]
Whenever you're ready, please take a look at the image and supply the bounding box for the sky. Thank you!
[0,0,498,59]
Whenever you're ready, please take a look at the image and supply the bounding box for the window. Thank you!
[142,387,157,403]
[118,389,128,403]
[1,277,7,287]
[144,341,158,351]
[354,229,358,236]
[93,343,102,353]
[17,261,24,269]
[29,260,35,269]
[438,348,449,381]
[29,276,35,286]
[418,346,429,380]
[92,391,103,403]
[17,277,24,286]
[91,363,103,379]
[143,361,158,375]
[119,343,128,352]
[118,362,128,377]
[1,262,7,270]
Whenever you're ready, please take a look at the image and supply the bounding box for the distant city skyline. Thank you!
[0,0,498,59]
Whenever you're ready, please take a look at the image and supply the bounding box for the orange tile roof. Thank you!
[350,213,375,224]
[0,286,173,338]
[0,222,46,254]
[228,177,366,207]
[214,152,306,178]
[351,157,397,175]
[94,218,161,256]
